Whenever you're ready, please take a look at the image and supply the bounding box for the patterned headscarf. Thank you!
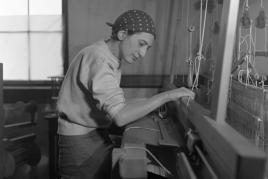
[107,9,156,39]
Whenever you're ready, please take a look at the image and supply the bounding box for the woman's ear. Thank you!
[117,30,127,40]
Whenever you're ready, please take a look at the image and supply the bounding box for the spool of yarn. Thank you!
[213,21,220,34]
[241,10,251,29]
[255,9,266,29]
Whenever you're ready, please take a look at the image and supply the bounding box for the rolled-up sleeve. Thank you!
[90,59,125,119]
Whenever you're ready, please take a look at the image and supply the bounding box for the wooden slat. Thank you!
[176,152,197,179]
[4,121,34,128]
[171,99,266,179]
[255,51,268,57]
[3,133,36,142]
[211,0,240,124]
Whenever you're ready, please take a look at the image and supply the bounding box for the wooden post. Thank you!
[0,63,4,179]
[211,0,240,124]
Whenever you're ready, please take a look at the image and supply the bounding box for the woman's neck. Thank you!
[105,39,120,60]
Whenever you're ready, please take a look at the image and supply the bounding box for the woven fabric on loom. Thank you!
[226,79,268,151]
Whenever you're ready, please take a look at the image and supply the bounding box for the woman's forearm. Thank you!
[113,87,195,127]
[113,92,169,126]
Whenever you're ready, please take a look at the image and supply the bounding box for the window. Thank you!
[0,0,63,80]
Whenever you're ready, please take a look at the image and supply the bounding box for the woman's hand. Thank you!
[167,87,195,101]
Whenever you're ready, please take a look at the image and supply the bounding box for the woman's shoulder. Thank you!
[81,40,108,56]
[78,40,119,70]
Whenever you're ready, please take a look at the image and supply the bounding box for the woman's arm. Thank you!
[113,87,195,126]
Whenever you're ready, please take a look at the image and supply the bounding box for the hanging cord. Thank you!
[236,0,267,89]
[188,28,194,62]
[253,24,257,69]
[238,69,245,83]
[187,0,208,105]
[192,0,208,89]
[199,0,203,51]
[238,26,242,63]
[246,21,253,86]
[185,0,195,87]
[228,75,233,104]
[186,26,195,87]
[185,0,190,64]
[265,22,267,52]
[237,14,259,87]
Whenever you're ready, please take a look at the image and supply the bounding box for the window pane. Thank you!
[29,15,62,31]
[30,33,63,80]
[0,0,28,16]
[0,33,29,80]
[0,16,28,31]
[29,0,62,15]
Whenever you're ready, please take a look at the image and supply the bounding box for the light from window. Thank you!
[29,0,62,15]
[0,0,28,16]
[0,0,63,80]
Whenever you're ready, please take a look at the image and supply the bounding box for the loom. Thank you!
[112,0,267,178]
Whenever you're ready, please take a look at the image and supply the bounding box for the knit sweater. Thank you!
[57,40,125,135]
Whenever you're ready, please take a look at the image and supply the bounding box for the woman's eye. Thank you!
[139,41,146,46]
[139,42,145,47]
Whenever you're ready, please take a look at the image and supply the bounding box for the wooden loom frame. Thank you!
[172,0,266,178]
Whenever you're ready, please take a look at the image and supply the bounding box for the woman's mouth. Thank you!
[133,54,139,61]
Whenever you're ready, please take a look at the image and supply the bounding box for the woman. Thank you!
[57,9,195,179]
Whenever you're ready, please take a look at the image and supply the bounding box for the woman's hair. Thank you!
[107,9,156,40]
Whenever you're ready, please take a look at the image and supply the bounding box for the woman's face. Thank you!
[119,32,154,64]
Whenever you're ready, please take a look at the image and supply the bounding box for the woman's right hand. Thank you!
[167,87,195,101]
